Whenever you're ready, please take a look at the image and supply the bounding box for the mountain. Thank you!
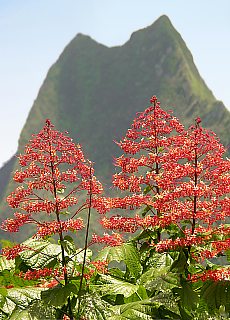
[1,15,230,241]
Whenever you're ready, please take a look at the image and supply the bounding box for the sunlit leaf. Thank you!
[41,283,77,307]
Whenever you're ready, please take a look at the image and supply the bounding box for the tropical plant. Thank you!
[0,120,109,319]
[0,97,230,319]
[93,96,230,318]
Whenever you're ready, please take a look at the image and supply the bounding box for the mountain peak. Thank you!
[127,14,177,46]
[155,14,172,25]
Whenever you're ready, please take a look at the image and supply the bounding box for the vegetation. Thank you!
[0,96,229,319]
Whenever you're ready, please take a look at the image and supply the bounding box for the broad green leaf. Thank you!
[226,250,230,263]
[108,300,155,320]
[132,229,155,242]
[201,281,230,313]
[148,252,174,269]
[0,288,7,308]
[1,287,43,316]
[8,308,32,320]
[140,269,178,293]
[70,247,92,264]
[150,292,180,318]
[122,243,142,279]
[108,268,125,280]
[60,238,75,255]
[100,275,139,298]
[96,243,142,279]
[77,292,112,320]
[170,250,188,273]
[140,253,178,291]
[0,256,15,272]
[143,186,152,195]
[20,238,62,269]
[124,285,149,303]
[9,299,56,320]
[96,246,124,263]
[41,283,78,307]
[176,281,199,310]
[9,300,55,320]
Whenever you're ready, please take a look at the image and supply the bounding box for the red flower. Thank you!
[1,120,103,240]
[99,95,230,262]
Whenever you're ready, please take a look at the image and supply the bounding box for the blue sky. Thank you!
[0,0,230,166]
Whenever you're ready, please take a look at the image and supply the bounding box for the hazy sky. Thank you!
[0,0,230,167]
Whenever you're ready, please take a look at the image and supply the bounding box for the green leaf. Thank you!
[96,243,142,280]
[8,308,32,320]
[96,246,124,263]
[59,211,70,215]
[176,280,199,311]
[124,285,148,304]
[122,243,142,279]
[140,267,178,293]
[60,238,75,255]
[0,256,15,272]
[108,300,155,320]
[151,252,174,269]
[100,275,139,298]
[143,186,152,195]
[0,287,43,317]
[77,292,112,320]
[20,238,62,269]
[226,250,230,263]
[0,288,7,309]
[41,283,78,307]
[108,268,125,280]
[71,247,92,264]
[170,250,188,273]
[150,292,180,318]
[132,229,155,242]
[9,300,56,319]
[201,281,230,313]
[57,188,65,194]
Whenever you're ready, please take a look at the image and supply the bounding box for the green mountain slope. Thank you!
[1,15,230,241]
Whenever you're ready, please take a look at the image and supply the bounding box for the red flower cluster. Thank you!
[1,213,32,232]
[90,260,108,274]
[189,268,230,282]
[1,244,29,260]
[35,218,84,238]
[91,233,124,247]
[97,96,230,264]
[92,194,150,214]
[19,267,61,280]
[101,215,140,233]
[1,120,103,239]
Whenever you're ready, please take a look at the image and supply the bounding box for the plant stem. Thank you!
[47,126,73,320]
[77,166,93,319]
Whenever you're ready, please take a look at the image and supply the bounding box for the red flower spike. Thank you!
[1,120,103,240]
[1,244,30,260]
[91,232,123,247]
[189,268,230,282]
[98,95,230,266]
